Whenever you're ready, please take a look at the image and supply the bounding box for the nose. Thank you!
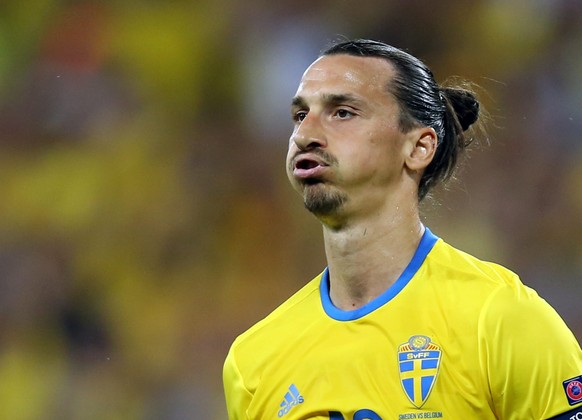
[290,113,327,151]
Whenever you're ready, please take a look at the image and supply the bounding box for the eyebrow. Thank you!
[291,93,365,109]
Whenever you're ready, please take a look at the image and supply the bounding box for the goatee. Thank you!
[303,183,347,216]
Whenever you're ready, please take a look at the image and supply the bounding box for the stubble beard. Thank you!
[303,182,347,217]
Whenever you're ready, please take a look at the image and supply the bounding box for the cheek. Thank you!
[285,146,295,174]
[285,146,301,189]
[351,138,405,180]
[368,128,406,162]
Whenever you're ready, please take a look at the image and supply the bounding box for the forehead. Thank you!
[295,54,396,100]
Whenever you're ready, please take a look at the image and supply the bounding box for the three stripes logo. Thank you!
[277,384,304,417]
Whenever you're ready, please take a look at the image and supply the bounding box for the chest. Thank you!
[246,316,494,419]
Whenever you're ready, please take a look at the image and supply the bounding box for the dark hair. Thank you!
[322,39,481,201]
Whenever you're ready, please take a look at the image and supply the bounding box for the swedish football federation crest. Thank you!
[398,335,442,408]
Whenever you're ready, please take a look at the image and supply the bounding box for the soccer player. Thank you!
[223,39,582,419]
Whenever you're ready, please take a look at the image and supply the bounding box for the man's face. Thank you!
[286,54,411,224]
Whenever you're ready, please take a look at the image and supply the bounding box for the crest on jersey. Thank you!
[397,335,442,408]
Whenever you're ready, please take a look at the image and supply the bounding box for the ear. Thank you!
[404,127,437,172]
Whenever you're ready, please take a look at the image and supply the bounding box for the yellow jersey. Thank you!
[223,228,582,419]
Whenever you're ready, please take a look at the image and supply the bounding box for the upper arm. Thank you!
[479,283,582,419]
[223,346,253,420]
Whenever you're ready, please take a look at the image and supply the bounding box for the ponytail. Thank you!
[418,85,480,200]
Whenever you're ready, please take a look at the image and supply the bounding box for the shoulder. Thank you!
[480,280,582,417]
[429,238,519,286]
[430,238,573,337]
[477,272,578,351]
[429,237,582,417]
[423,238,523,307]
[422,237,571,340]
[233,273,322,345]
[225,272,324,378]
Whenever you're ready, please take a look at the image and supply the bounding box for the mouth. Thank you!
[292,154,329,180]
[296,158,321,170]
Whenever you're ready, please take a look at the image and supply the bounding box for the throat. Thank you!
[324,220,425,311]
[328,271,390,311]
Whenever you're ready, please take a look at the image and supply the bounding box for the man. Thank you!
[223,39,582,419]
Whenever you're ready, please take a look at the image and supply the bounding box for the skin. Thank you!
[286,54,438,310]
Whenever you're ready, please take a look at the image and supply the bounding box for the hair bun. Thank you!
[442,87,479,131]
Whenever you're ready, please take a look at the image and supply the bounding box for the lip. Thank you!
[292,153,329,179]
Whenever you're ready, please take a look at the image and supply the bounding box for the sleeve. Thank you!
[223,345,253,420]
[478,281,582,419]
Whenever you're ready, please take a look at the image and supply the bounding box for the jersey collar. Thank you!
[320,227,439,321]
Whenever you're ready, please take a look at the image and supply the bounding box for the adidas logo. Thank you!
[277,384,304,417]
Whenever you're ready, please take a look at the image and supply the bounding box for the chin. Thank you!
[303,183,347,216]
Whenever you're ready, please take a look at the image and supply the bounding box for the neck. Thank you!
[321,199,424,311]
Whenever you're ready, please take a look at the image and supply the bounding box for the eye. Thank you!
[335,108,354,119]
[293,110,307,123]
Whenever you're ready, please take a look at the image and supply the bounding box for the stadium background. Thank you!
[0,1,581,418]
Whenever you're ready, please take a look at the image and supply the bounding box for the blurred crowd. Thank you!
[0,0,580,418]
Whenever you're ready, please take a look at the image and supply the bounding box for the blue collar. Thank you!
[320,227,439,321]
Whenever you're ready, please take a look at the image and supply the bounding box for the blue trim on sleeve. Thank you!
[320,227,439,321]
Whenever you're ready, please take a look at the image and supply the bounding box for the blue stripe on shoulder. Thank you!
[320,227,439,321]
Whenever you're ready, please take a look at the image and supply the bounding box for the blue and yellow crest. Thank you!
[397,335,442,408]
